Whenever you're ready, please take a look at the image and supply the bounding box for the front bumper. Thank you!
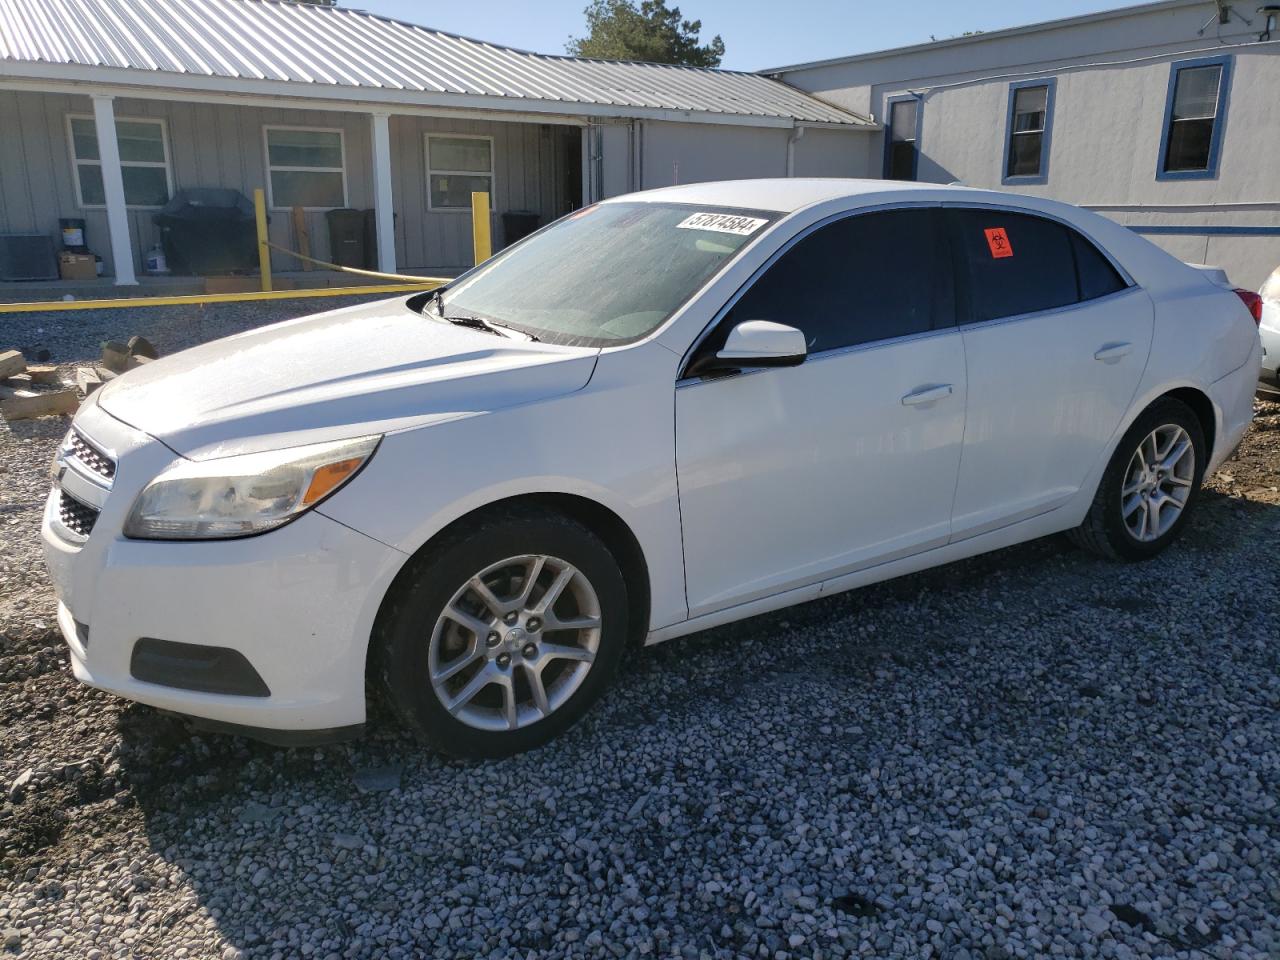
[41,402,405,734]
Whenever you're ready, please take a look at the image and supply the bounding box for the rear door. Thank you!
[946,206,1153,538]
[675,206,967,616]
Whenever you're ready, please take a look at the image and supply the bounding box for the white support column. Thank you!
[91,94,137,286]
[369,111,397,274]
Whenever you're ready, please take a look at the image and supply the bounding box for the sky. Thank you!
[343,0,1147,71]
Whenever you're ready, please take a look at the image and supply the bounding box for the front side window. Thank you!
[950,208,1126,323]
[68,116,171,208]
[722,208,947,355]
[428,135,494,210]
[1159,57,1231,179]
[1004,80,1054,182]
[265,127,346,209]
[436,202,776,346]
[884,97,920,181]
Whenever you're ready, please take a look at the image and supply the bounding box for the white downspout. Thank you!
[91,94,136,285]
[786,125,807,177]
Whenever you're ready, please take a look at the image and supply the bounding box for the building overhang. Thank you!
[0,61,875,132]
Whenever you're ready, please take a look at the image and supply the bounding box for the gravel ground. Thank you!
[1,294,392,364]
[1,304,1278,959]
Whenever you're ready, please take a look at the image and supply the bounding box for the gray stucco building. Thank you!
[767,0,1280,287]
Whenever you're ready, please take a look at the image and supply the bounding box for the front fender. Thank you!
[316,348,689,631]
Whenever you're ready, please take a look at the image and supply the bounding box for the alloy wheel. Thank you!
[428,554,602,731]
[1121,424,1195,542]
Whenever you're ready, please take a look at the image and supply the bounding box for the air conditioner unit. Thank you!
[0,234,58,281]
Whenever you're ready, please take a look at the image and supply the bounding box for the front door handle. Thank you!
[1094,342,1133,364]
[901,383,953,407]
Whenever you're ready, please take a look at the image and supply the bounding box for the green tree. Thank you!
[567,0,725,67]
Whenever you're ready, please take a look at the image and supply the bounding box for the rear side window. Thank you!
[950,209,1126,323]
[724,207,948,354]
[1070,231,1127,301]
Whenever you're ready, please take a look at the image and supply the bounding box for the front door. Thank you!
[675,207,967,617]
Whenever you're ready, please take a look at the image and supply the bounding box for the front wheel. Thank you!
[374,508,628,758]
[1070,398,1206,561]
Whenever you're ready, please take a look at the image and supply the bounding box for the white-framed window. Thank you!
[264,126,348,210]
[67,115,173,209]
[426,134,494,210]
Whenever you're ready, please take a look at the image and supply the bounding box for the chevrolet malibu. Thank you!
[42,180,1261,757]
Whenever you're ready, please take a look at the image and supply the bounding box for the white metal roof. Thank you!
[0,0,870,126]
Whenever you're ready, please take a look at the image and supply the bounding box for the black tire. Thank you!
[1069,398,1206,561]
[374,507,628,758]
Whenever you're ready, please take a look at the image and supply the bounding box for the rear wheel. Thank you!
[1070,398,1206,561]
[375,508,628,757]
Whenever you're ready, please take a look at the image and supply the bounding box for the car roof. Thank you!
[607,177,1193,295]
[612,178,976,213]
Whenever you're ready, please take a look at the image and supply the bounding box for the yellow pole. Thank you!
[253,187,272,292]
[471,190,491,265]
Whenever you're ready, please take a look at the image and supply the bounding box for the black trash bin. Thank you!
[362,208,399,271]
[326,209,367,268]
[153,189,258,275]
[501,210,541,248]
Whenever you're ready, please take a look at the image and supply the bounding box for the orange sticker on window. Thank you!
[984,227,1013,258]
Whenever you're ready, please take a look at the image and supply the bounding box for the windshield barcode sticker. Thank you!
[676,212,768,236]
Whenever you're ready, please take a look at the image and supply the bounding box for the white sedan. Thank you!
[42,180,1261,757]
[1257,264,1280,397]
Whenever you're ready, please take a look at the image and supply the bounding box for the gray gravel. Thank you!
[1,303,1278,958]
[1,293,394,364]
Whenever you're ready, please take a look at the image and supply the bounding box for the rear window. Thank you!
[951,209,1127,323]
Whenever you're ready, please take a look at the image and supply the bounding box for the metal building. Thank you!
[0,0,874,286]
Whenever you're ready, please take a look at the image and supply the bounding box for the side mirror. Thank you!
[693,320,807,377]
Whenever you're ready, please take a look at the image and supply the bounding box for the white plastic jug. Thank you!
[145,244,168,274]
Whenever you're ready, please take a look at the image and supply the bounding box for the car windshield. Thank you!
[428,202,778,347]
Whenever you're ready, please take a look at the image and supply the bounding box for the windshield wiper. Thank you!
[423,287,539,342]
[445,313,513,338]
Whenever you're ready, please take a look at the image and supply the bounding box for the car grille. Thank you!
[67,429,115,482]
[58,490,99,538]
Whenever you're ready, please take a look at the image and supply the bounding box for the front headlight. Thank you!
[124,436,381,540]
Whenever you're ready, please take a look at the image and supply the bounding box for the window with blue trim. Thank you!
[1004,80,1054,182]
[1158,56,1231,179]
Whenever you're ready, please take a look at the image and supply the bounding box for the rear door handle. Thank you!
[1094,342,1132,364]
[901,383,953,406]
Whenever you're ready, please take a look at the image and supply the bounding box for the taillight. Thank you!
[1234,288,1263,324]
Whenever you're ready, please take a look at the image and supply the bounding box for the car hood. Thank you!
[95,296,599,459]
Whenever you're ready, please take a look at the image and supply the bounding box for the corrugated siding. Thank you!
[391,115,577,269]
[0,89,117,270]
[0,89,573,272]
[0,0,868,126]
[110,97,375,271]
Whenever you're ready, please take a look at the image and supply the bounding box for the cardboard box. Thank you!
[58,252,97,281]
